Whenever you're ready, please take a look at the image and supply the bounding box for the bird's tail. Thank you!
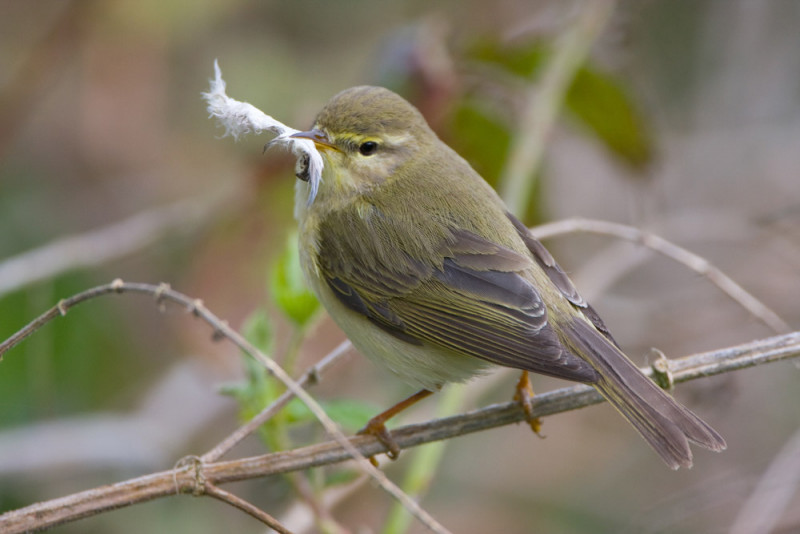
[567,319,726,469]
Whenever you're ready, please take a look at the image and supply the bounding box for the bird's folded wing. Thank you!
[506,212,619,347]
[319,226,598,382]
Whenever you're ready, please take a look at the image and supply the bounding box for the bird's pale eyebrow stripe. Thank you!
[383,133,412,145]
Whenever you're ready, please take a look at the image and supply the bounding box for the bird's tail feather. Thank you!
[567,319,726,469]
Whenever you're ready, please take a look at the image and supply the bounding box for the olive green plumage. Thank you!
[292,85,725,469]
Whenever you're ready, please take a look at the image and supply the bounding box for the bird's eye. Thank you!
[358,141,379,156]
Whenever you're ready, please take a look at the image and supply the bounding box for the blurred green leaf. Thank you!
[219,350,278,414]
[282,397,379,432]
[324,398,380,432]
[566,66,653,170]
[270,232,320,327]
[241,307,273,354]
[324,467,361,487]
[446,100,545,224]
[466,35,653,171]
[0,275,142,427]
[467,36,546,78]
[447,99,512,188]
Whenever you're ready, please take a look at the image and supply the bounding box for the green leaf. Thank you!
[279,397,379,432]
[321,398,380,432]
[467,36,546,78]
[219,352,277,408]
[466,35,653,171]
[241,307,273,354]
[270,231,320,327]
[566,66,653,170]
[447,99,512,188]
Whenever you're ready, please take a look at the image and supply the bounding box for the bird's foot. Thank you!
[514,371,544,437]
[358,418,401,464]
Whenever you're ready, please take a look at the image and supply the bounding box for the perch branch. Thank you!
[2,331,798,533]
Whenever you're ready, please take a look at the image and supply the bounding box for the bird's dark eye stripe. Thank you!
[359,141,379,156]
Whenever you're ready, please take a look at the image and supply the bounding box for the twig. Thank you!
[383,384,466,534]
[531,217,791,334]
[2,331,797,533]
[0,281,450,534]
[201,340,352,463]
[172,299,450,533]
[279,473,368,533]
[498,0,617,215]
[204,482,295,534]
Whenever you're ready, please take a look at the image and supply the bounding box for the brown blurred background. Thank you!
[1,1,799,533]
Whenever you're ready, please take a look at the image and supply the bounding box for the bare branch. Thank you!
[204,483,295,534]
[2,331,797,533]
[202,340,353,463]
[0,281,449,534]
[532,217,791,334]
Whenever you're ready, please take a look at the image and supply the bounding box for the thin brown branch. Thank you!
[2,331,797,533]
[202,340,352,463]
[204,482,295,534]
[0,280,449,534]
[532,217,791,334]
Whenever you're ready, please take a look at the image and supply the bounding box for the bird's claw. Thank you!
[514,371,545,438]
[358,419,401,461]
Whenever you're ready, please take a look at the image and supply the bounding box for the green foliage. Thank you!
[269,231,320,328]
[464,36,653,170]
[284,396,379,433]
[468,36,547,78]
[241,307,273,355]
[218,346,277,424]
[0,275,141,427]
[566,66,653,170]
[448,99,512,188]
[223,303,378,433]
[220,236,373,449]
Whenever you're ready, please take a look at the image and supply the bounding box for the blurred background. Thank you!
[1,1,799,533]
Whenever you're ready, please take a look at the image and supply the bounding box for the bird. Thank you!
[288,85,726,469]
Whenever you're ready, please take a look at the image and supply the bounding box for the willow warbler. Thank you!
[289,86,725,469]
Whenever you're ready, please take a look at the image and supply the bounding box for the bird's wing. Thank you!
[316,213,598,383]
[505,213,619,347]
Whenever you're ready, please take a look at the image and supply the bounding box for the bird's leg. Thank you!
[514,371,544,436]
[359,389,434,461]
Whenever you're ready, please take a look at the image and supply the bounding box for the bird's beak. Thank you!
[290,129,339,151]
